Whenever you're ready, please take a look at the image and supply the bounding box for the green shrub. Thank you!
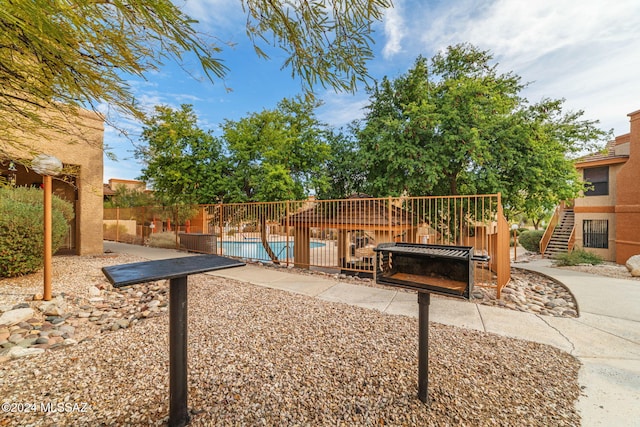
[0,186,74,277]
[518,230,545,253]
[554,248,604,266]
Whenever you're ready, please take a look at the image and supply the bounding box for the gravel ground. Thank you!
[555,261,640,280]
[1,255,581,426]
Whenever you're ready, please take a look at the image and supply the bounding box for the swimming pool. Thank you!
[221,240,325,260]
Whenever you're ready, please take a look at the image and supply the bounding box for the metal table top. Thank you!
[102,255,246,288]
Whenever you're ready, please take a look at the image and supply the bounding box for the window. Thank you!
[583,166,609,196]
[583,220,608,249]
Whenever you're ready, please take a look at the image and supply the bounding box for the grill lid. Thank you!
[374,243,473,260]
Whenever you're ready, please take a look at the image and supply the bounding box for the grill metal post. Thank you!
[170,276,190,427]
[418,292,430,403]
[101,255,245,427]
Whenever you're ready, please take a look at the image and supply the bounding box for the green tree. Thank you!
[136,104,228,205]
[0,0,391,157]
[317,124,368,199]
[222,95,330,202]
[357,44,609,218]
[473,99,607,221]
[104,185,155,208]
[136,104,222,247]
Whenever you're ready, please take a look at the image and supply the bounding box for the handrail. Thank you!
[539,205,561,254]
[567,227,576,252]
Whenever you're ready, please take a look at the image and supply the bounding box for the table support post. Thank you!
[418,292,430,403]
[169,276,190,427]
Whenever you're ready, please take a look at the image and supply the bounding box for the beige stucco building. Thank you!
[1,108,104,255]
[572,109,640,263]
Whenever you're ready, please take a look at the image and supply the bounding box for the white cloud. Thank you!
[396,0,640,136]
[317,92,369,128]
[382,1,406,59]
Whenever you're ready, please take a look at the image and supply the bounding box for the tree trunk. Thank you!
[260,215,280,265]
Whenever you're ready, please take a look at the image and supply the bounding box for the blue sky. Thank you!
[102,0,640,183]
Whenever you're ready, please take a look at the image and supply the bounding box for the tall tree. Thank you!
[222,95,330,202]
[317,123,369,199]
[0,0,391,156]
[135,104,228,205]
[357,44,609,218]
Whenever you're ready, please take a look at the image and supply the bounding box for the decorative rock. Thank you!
[58,325,76,335]
[41,301,65,317]
[88,286,102,297]
[62,338,78,346]
[0,308,35,327]
[17,321,33,330]
[12,303,30,309]
[115,319,130,329]
[8,334,24,344]
[16,338,38,348]
[7,346,45,359]
[47,336,63,345]
[32,293,44,301]
[35,337,49,345]
[626,255,640,277]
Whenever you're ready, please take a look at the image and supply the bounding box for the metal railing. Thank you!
[104,194,511,293]
[540,205,561,255]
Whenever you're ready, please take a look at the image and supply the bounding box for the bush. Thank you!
[518,230,545,253]
[0,186,74,277]
[148,232,178,249]
[554,248,604,266]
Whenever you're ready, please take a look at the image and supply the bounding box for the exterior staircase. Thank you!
[543,208,575,258]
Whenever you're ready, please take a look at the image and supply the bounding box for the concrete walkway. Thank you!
[104,242,640,426]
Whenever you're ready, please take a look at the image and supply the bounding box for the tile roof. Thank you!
[575,140,628,166]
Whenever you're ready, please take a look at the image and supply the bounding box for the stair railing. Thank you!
[540,205,561,254]
[567,226,576,252]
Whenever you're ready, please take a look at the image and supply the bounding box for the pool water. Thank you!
[221,240,325,260]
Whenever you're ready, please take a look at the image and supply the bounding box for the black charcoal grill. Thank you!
[374,243,490,300]
[373,242,490,403]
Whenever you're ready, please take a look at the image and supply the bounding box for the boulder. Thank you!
[40,296,67,316]
[0,308,35,327]
[626,255,640,277]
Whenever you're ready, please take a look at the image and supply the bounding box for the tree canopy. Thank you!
[222,96,330,202]
[136,104,229,205]
[0,0,391,157]
[350,44,608,220]
[136,97,330,204]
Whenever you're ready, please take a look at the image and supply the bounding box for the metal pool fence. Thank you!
[104,194,511,297]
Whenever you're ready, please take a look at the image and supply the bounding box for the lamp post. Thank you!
[511,224,519,262]
[32,154,63,301]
